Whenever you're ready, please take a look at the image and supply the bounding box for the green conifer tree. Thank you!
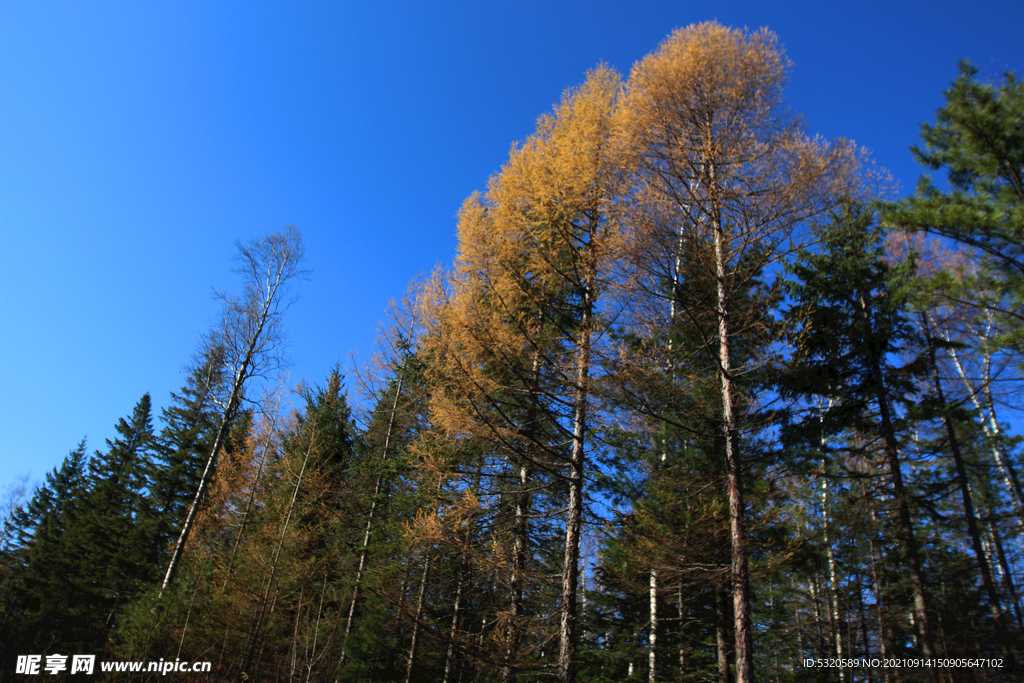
[0,441,91,662]
[783,204,943,676]
[882,62,1024,351]
[149,346,229,553]
[83,395,157,626]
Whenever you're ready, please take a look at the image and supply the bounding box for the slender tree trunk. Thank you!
[822,479,846,683]
[303,578,330,683]
[825,512,845,683]
[217,421,275,667]
[162,226,303,593]
[859,295,937,680]
[557,226,594,683]
[980,382,1024,516]
[392,547,415,633]
[715,583,730,683]
[443,565,466,683]
[221,421,276,591]
[503,354,539,683]
[445,461,483,683]
[980,309,1024,512]
[922,318,1015,666]
[857,572,874,683]
[649,570,658,683]
[244,424,316,675]
[404,553,433,683]
[817,401,846,683]
[985,505,1024,628]
[339,370,406,666]
[501,466,529,683]
[678,583,686,683]
[711,161,754,682]
[290,588,303,683]
[866,497,896,683]
[176,575,201,661]
[944,326,1024,520]
[161,385,242,593]
[810,578,825,658]
[558,374,586,683]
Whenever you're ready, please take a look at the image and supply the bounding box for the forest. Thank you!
[2,22,1023,683]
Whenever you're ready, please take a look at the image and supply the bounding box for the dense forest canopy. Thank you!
[2,22,1023,683]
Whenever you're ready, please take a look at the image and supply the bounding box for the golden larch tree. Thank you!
[421,66,621,683]
[615,23,856,683]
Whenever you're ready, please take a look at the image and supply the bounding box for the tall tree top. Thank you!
[622,23,789,135]
[885,62,1024,277]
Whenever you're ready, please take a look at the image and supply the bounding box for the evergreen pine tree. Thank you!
[882,62,1024,351]
[69,394,157,647]
[149,346,229,555]
[0,441,91,663]
[783,203,942,675]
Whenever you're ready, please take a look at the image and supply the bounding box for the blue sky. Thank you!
[2,1,1023,490]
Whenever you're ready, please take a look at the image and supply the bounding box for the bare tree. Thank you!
[160,226,307,593]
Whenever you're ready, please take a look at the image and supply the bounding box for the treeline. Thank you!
[2,22,1023,683]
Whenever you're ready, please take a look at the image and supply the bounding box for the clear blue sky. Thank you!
[2,1,1023,490]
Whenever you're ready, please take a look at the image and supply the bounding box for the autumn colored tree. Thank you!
[614,22,856,682]
[421,66,622,682]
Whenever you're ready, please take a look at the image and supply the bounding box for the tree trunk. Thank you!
[856,572,874,683]
[503,353,539,683]
[339,369,406,666]
[443,564,466,683]
[649,570,658,683]
[243,424,316,675]
[817,399,846,683]
[863,490,897,683]
[715,583,730,683]
[444,460,484,683]
[557,370,586,683]
[944,326,1024,520]
[677,583,685,683]
[162,228,304,594]
[711,157,754,683]
[922,318,1015,666]
[557,223,594,683]
[859,295,937,681]
[809,578,825,658]
[985,505,1024,628]
[222,418,277,591]
[161,386,242,593]
[404,553,433,683]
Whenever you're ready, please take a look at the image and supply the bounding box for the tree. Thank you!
[422,66,621,683]
[783,204,943,678]
[0,442,91,663]
[148,344,234,556]
[338,320,425,675]
[615,23,855,682]
[882,62,1024,350]
[161,226,307,593]
[74,394,158,641]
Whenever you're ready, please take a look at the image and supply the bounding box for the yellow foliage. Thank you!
[421,67,622,450]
